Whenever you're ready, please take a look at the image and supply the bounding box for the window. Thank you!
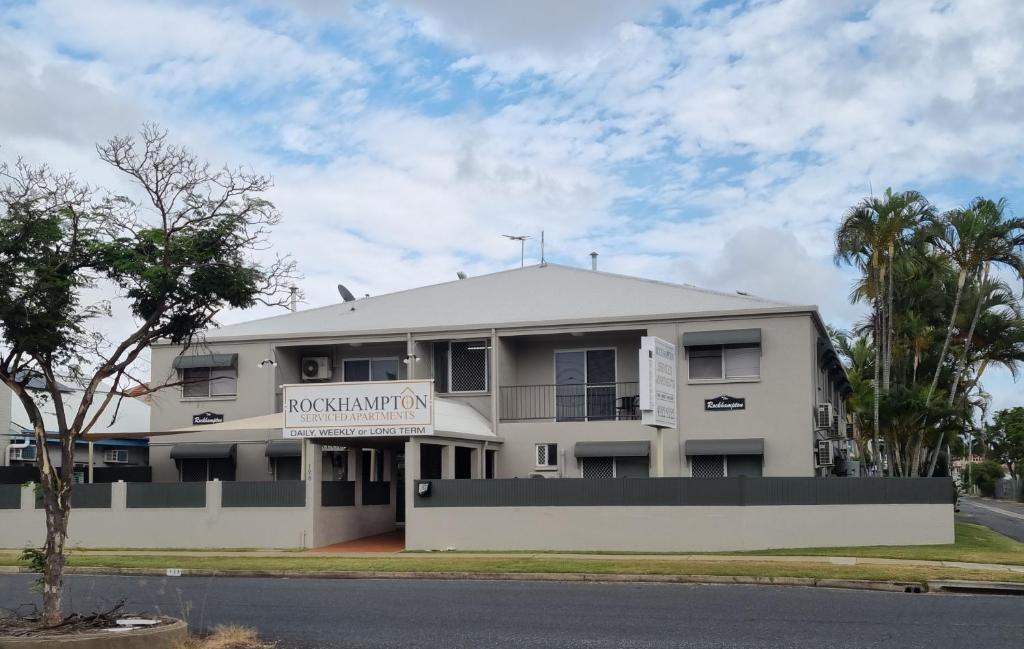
[274,457,301,481]
[579,456,649,478]
[688,344,760,381]
[433,340,489,393]
[691,455,726,478]
[554,349,616,420]
[178,458,236,482]
[181,366,237,398]
[536,443,558,468]
[343,358,400,382]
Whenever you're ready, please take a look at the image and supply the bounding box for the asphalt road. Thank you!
[2,574,1023,648]
[958,497,1024,542]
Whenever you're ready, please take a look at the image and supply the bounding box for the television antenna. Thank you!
[502,234,531,268]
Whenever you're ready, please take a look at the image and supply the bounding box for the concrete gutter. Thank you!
[0,564,927,593]
[927,580,1024,596]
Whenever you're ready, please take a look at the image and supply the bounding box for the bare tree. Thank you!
[0,124,297,624]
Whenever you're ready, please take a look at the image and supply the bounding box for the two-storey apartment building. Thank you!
[146,263,851,497]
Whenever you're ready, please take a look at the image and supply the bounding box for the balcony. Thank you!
[499,382,640,422]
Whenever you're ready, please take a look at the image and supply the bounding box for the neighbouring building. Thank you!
[0,377,150,482]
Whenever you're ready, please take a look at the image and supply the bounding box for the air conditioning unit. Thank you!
[301,357,332,381]
[10,446,38,461]
[528,472,551,479]
[845,422,855,438]
[104,449,129,464]
[816,439,834,467]
[815,403,834,429]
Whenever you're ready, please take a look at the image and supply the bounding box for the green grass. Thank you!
[723,522,1024,565]
[0,552,1020,584]
[1,522,1019,585]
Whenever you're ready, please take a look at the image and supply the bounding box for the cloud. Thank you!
[396,0,666,55]
[1,0,1023,409]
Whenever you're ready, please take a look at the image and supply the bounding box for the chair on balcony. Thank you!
[616,395,639,420]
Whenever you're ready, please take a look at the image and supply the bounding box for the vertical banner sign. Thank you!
[639,336,677,428]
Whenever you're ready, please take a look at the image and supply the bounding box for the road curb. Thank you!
[927,580,1024,595]
[0,565,926,593]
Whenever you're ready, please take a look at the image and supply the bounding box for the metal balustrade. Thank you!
[499,382,641,422]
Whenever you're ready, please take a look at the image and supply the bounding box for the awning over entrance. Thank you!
[682,328,761,347]
[684,438,764,456]
[574,441,650,458]
[169,443,237,459]
[171,353,238,369]
[265,440,302,457]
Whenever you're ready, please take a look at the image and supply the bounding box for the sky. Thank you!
[1,0,1022,412]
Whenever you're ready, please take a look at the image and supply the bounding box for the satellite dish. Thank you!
[337,284,356,302]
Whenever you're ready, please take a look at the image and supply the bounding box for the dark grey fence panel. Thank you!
[415,477,955,508]
[94,466,152,483]
[741,478,817,506]
[34,483,111,509]
[0,466,38,484]
[222,481,306,508]
[362,481,391,506]
[127,482,206,508]
[0,485,21,509]
[321,481,355,507]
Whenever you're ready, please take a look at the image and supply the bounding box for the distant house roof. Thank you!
[202,263,808,342]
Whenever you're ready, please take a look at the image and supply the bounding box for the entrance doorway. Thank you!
[395,450,405,524]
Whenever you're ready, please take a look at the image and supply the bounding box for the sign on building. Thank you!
[639,336,677,429]
[192,411,224,425]
[704,395,745,411]
[282,380,434,438]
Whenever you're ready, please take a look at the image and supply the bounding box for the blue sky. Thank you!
[1,0,1022,412]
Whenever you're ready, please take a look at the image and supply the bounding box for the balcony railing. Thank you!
[499,382,640,422]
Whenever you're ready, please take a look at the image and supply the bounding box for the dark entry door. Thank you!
[395,450,405,524]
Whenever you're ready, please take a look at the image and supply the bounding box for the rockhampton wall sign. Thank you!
[704,395,746,411]
[282,380,434,438]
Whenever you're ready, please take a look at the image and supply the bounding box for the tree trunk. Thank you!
[927,268,966,405]
[41,492,70,625]
[883,249,894,394]
[927,269,989,478]
[37,427,76,625]
[873,303,882,476]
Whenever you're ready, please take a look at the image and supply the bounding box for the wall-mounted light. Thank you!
[402,355,420,365]
[257,359,278,368]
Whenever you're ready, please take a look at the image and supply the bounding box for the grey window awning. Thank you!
[574,441,650,458]
[170,443,237,460]
[172,353,238,370]
[682,328,762,347]
[684,438,764,456]
[265,440,302,458]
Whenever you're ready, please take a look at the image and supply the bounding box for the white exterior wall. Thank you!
[0,482,312,549]
[407,504,954,552]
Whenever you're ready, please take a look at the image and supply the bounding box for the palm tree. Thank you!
[925,198,1024,475]
[835,188,934,474]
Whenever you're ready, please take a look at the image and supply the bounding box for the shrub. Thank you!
[966,461,1005,497]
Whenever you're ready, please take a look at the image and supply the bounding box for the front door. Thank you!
[395,450,405,524]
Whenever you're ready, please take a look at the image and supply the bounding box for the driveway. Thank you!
[1,574,1022,649]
